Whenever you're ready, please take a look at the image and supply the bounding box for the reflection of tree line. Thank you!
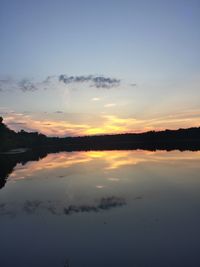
[0,150,48,189]
[0,197,126,218]
[1,144,200,190]
[1,116,200,189]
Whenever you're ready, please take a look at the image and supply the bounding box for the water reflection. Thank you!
[0,150,200,267]
[0,150,48,189]
[0,197,126,218]
[2,150,200,185]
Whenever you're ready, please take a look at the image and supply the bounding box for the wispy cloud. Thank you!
[4,114,90,137]
[59,74,120,89]
[104,103,116,108]
[91,97,100,101]
[0,78,18,92]
[18,79,39,92]
[3,109,200,137]
[0,74,121,92]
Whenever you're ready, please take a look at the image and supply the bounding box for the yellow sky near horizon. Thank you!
[3,108,200,137]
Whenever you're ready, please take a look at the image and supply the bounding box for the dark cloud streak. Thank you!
[0,74,121,92]
[59,74,120,89]
[18,79,38,92]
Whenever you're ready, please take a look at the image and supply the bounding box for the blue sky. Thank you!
[0,0,200,136]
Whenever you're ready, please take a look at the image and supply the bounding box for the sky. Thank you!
[0,0,200,136]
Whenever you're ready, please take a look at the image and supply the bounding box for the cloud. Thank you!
[4,113,91,137]
[4,109,200,137]
[55,111,64,114]
[104,103,116,108]
[130,83,137,87]
[59,74,120,89]
[7,122,26,126]
[0,78,18,92]
[18,79,37,92]
[0,77,42,92]
[91,97,100,101]
[0,74,121,92]
[0,78,12,85]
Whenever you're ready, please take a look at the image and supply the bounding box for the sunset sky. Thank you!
[0,0,200,136]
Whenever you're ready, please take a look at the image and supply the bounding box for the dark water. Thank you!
[0,150,200,267]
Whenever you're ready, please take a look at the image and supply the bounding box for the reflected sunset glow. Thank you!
[8,150,200,182]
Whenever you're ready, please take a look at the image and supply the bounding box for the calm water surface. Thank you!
[0,150,200,267]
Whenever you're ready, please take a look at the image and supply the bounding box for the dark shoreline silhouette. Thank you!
[0,149,49,189]
[1,116,200,152]
[1,115,200,190]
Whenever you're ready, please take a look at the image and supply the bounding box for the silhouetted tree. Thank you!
[0,118,200,152]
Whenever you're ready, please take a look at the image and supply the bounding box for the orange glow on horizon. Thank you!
[4,110,200,137]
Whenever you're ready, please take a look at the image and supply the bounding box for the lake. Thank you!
[0,150,200,267]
